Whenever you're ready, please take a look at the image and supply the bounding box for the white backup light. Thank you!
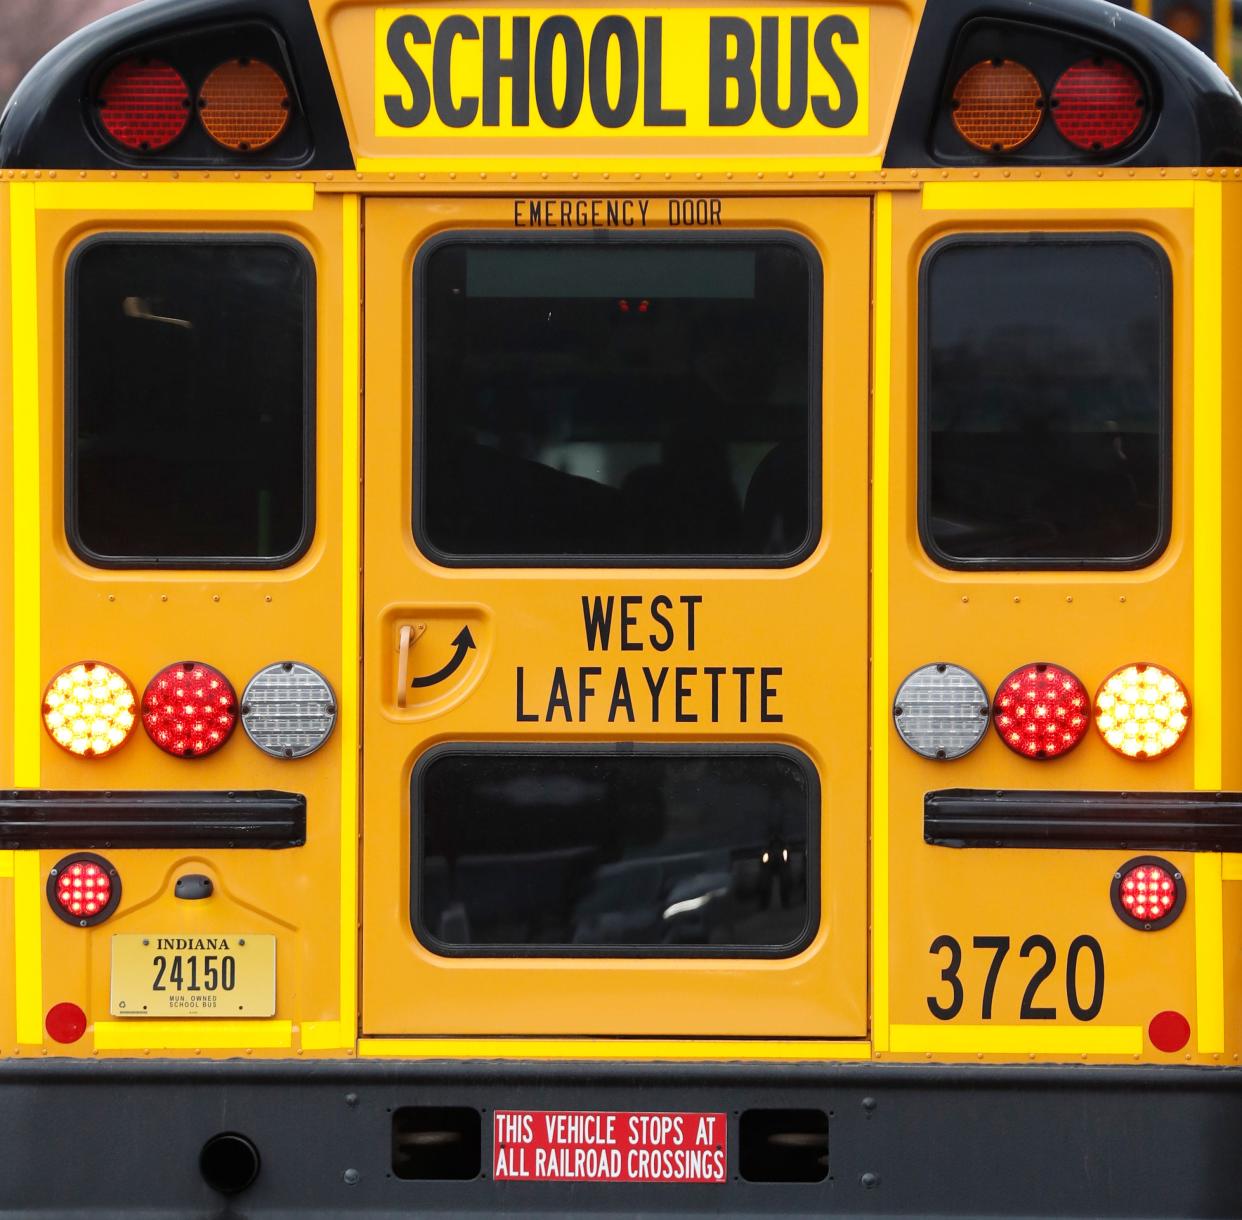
[241,662,337,759]
[893,663,990,760]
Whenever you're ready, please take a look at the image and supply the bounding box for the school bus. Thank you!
[1,0,1241,1212]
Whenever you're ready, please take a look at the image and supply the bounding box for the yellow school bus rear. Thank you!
[2,0,1242,1213]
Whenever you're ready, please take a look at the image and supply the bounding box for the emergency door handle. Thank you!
[395,623,427,709]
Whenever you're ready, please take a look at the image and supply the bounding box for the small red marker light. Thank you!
[142,661,238,758]
[1148,1010,1191,1053]
[992,662,1090,759]
[47,854,121,927]
[1111,856,1185,930]
[45,1002,88,1045]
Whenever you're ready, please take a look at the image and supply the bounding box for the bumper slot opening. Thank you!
[739,1109,829,1183]
[199,1132,260,1195]
[392,1106,481,1180]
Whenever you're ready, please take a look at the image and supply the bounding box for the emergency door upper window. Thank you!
[69,237,313,567]
[921,235,1171,568]
[416,236,819,565]
[415,746,816,956]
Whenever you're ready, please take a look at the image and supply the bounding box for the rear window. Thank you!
[68,236,314,567]
[414,746,816,956]
[416,235,819,566]
[920,235,1170,568]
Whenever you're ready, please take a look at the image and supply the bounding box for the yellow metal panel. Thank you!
[882,188,1201,1062]
[11,181,39,792]
[0,854,12,879]
[360,1038,872,1060]
[870,191,892,1053]
[32,183,316,213]
[1195,853,1225,1053]
[922,181,1196,212]
[1194,181,1223,792]
[16,190,354,1057]
[359,195,871,1038]
[13,854,42,1045]
[10,182,42,1049]
[94,1020,293,1051]
[1222,856,1242,882]
[337,192,362,1050]
[1193,183,1225,1054]
[890,1024,1143,1055]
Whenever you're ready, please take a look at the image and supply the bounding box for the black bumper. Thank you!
[0,1058,1239,1217]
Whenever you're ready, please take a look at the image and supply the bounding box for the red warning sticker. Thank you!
[493,1110,728,1183]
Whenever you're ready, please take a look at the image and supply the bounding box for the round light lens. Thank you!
[198,59,291,151]
[47,853,121,927]
[1112,856,1184,930]
[142,661,238,759]
[42,661,138,758]
[1051,57,1145,152]
[893,663,990,760]
[241,662,338,760]
[992,662,1091,760]
[951,59,1044,152]
[97,57,190,152]
[1093,662,1190,760]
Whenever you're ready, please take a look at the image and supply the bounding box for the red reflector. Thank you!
[45,1002,88,1045]
[1051,57,1145,152]
[1111,856,1185,930]
[98,59,190,152]
[142,661,238,758]
[992,662,1090,759]
[47,853,121,927]
[1148,1010,1191,1053]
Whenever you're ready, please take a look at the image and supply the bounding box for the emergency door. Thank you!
[361,196,871,1037]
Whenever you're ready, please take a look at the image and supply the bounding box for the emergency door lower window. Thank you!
[921,235,1170,567]
[69,237,313,566]
[417,236,819,564]
[415,747,816,955]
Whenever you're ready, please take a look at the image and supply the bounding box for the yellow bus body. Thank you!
[2,0,1242,1210]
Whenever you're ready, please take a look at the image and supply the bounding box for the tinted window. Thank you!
[418,237,818,564]
[921,236,1169,567]
[70,238,312,565]
[415,748,815,955]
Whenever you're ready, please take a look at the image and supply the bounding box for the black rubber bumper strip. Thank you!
[925,788,1242,852]
[0,790,305,850]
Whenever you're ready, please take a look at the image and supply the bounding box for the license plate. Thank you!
[110,934,276,1017]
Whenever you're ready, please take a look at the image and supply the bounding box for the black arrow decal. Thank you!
[410,626,477,689]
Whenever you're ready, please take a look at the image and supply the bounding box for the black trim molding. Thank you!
[926,789,1242,852]
[0,790,306,850]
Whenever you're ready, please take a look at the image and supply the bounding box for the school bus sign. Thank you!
[374,7,869,138]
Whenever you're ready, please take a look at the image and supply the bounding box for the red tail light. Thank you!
[1112,856,1184,930]
[97,58,190,152]
[951,59,1044,152]
[47,853,121,927]
[142,661,238,758]
[992,662,1090,759]
[1051,57,1146,152]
